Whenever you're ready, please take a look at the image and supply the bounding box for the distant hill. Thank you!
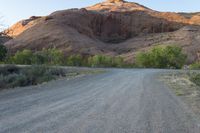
[3,0,200,63]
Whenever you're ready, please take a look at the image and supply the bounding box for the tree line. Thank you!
[0,47,127,67]
[0,43,192,69]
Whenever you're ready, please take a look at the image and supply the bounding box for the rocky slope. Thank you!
[3,0,200,63]
[5,16,41,37]
[0,35,11,44]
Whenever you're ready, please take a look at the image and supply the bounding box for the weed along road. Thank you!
[0,69,199,133]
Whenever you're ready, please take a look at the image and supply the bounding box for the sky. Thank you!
[0,0,200,27]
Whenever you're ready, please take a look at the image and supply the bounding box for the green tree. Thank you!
[113,57,124,67]
[67,55,83,66]
[46,48,64,65]
[135,52,152,68]
[101,55,112,67]
[0,44,7,61]
[88,55,104,67]
[31,51,47,65]
[10,48,64,65]
[39,48,64,65]
[164,46,187,69]
[135,45,187,69]
[12,50,33,65]
[88,55,124,67]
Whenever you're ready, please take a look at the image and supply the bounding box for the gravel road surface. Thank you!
[0,69,199,133]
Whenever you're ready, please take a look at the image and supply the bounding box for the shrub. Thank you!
[0,65,67,89]
[190,62,200,70]
[67,55,83,66]
[135,45,187,69]
[0,44,7,61]
[88,55,107,67]
[0,73,27,88]
[88,55,98,67]
[9,48,64,65]
[43,48,64,65]
[164,46,187,69]
[31,49,64,65]
[190,73,200,86]
[0,65,20,76]
[135,52,152,68]
[12,50,33,65]
[31,51,47,65]
[0,75,6,88]
[88,55,125,67]
[22,66,53,85]
[6,48,128,67]
[10,74,28,87]
[112,57,124,67]
[48,67,66,77]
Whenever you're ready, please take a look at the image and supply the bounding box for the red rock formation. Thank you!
[3,0,200,63]
[5,16,42,37]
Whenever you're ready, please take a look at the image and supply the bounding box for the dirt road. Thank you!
[0,69,199,133]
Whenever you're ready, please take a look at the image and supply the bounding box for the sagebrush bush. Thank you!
[0,65,67,89]
[49,68,66,77]
[0,75,6,88]
[10,74,28,87]
[0,65,20,76]
[190,73,200,86]
[22,66,54,85]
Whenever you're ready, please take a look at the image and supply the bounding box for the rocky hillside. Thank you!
[3,0,200,63]
[5,16,41,37]
[0,32,12,44]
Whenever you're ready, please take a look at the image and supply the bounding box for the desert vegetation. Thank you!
[135,45,187,69]
[0,45,191,69]
[10,49,64,65]
[88,55,124,67]
[190,73,200,86]
[3,48,128,67]
[189,62,200,70]
[0,44,7,62]
[161,71,200,117]
[0,65,68,89]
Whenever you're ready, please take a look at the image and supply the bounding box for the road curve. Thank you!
[0,69,199,133]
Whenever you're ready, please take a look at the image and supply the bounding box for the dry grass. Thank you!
[160,71,200,117]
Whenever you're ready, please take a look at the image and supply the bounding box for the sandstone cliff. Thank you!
[4,0,200,63]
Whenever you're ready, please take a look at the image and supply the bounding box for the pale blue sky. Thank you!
[0,0,200,26]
